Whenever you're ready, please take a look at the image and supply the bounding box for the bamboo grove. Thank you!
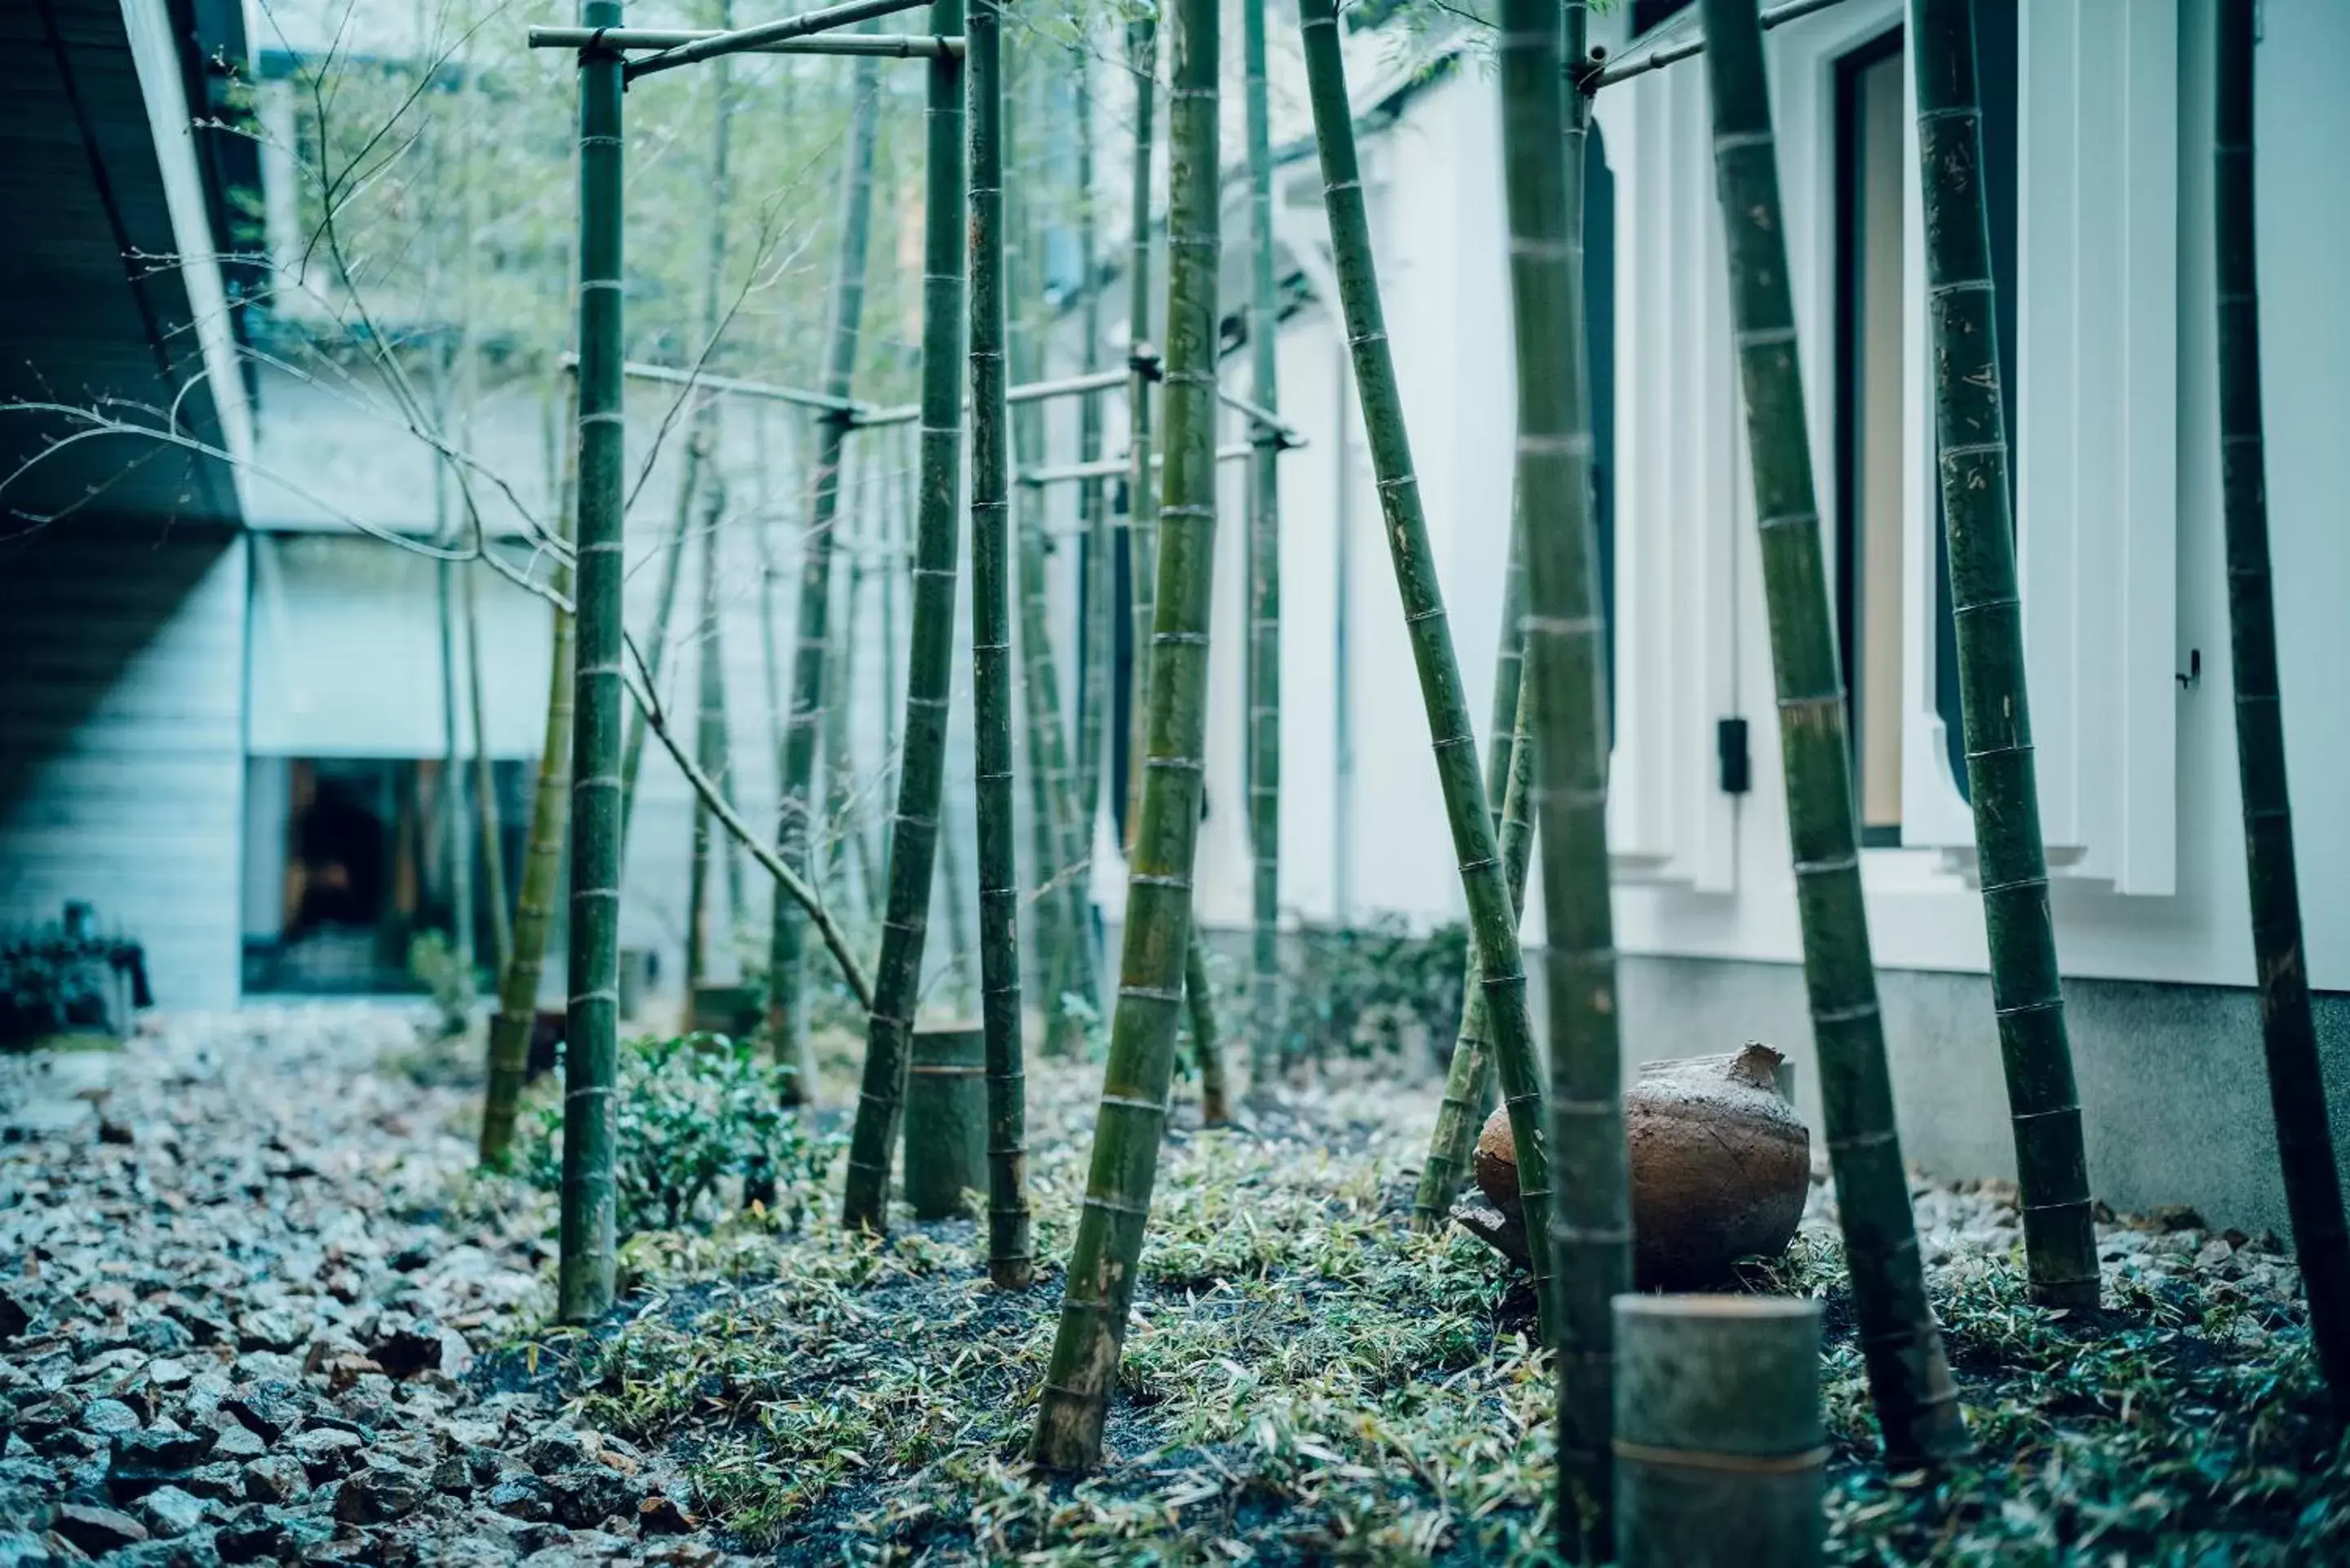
[404,0,2350,1548]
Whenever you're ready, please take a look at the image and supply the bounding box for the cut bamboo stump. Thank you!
[902,1023,987,1219]
[1615,1294,1824,1568]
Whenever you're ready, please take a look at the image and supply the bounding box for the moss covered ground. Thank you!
[478,1050,2350,1565]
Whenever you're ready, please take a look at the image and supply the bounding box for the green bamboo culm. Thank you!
[683,475,730,1005]
[840,0,967,1234]
[769,47,883,1101]
[437,556,475,973]
[557,1,625,1325]
[463,563,511,975]
[1507,1,1626,1546]
[1696,0,1967,1464]
[966,0,1033,1290]
[1031,0,1221,1469]
[479,374,579,1168]
[617,7,731,853]
[1072,44,1112,927]
[1297,0,1556,1338]
[2213,0,2350,1422]
[1413,511,1532,1225]
[1239,0,1284,1104]
[1005,69,1099,1056]
[1185,930,1230,1126]
[1909,0,2098,1310]
[1120,10,1159,850]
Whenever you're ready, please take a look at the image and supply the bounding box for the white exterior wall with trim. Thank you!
[1195,0,2348,1008]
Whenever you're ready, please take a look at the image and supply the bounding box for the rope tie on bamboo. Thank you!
[1927,277,1996,301]
[1082,1194,1156,1217]
[1965,741,2033,764]
[563,1084,618,1104]
[1120,984,1184,1004]
[574,885,622,901]
[1829,1127,1898,1154]
[1714,129,1777,154]
[1810,997,1878,1025]
[1939,442,2007,465]
[1975,873,2051,898]
[2009,1104,2086,1129]
[1736,326,1800,351]
[1144,755,1205,773]
[1777,691,1847,715]
[1953,595,2023,620]
[1518,432,1594,457]
[1612,1440,1829,1476]
[1129,874,1191,889]
[1792,851,1858,875]
[1097,1095,1169,1118]
[570,986,621,1006]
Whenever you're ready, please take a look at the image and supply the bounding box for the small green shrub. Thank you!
[406,930,476,1039]
[1271,917,1468,1071]
[522,1032,836,1237]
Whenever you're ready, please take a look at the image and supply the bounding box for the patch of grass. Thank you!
[501,1061,2348,1564]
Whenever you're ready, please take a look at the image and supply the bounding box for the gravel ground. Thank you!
[0,1006,735,1568]
[0,1005,2324,1565]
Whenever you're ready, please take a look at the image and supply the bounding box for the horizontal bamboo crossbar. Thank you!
[1586,0,1851,91]
[528,25,962,60]
[1020,443,1253,486]
[523,0,938,77]
[577,355,870,417]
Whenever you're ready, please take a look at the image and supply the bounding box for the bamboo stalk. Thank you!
[1413,569,1535,1225]
[1121,13,1159,854]
[1297,0,1556,1337]
[968,0,1032,1287]
[2214,0,2350,1422]
[615,427,706,848]
[683,478,729,1005]
[1031,0,1219,1468]
[437,555,476,974]
[557,0,626,1325]
[1185,930,1230,1126]
[1909,0,2097,1309]
[463,560,511,974]
[480,374,578,1169]
[1072,43,1111,945]
[1006,63,1100,1056]
[769,47,883,1096]
[1696,0,1966,1465]
[1509,1,1628,1545]
[819,475,867,902]
[1240,0,1283,1105]
[840,0,967,1234]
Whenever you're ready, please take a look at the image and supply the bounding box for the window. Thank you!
[1833,31,1909,845]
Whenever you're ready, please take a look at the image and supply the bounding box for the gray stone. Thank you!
[114,1533,225,1568]
[290,1428,362,1478]
[331,1459,431,1526]
[177,1463,248,1502]
[80,1397,142,1437]
[241,1455,310,1504]
[485,1476,553,1522]
[129,1317,196,1358]
[545,1465,640,1530]
[220,1380,304,1442]
[53,1501,152,1553]
[0,1529,64,1568]
[140,1484,211,1538]
[211,1504,284,1565]
[144,1359,194,1393]
[207,1424,266,1462]
[233,1309,308,1356]
[518,1429,589,1477]
[110,1426,211,1491]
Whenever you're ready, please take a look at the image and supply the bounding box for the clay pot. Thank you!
[1469,1043,1810,1288]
